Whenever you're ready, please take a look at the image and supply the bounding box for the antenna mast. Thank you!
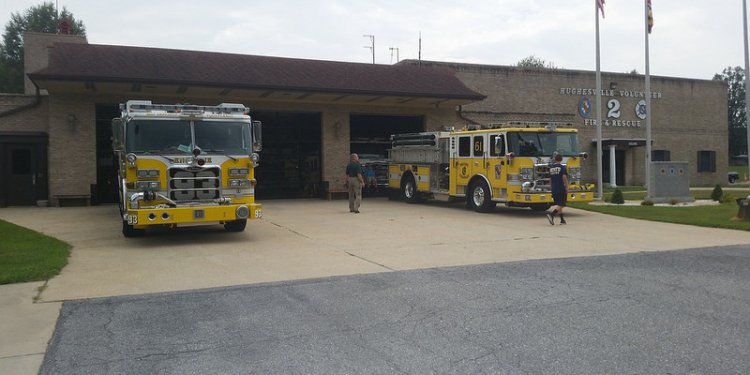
[389,47,400,64]
[418,31,422,66]
[363,34,375,64]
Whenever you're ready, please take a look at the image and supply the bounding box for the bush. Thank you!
[610,188,625,204]
[669,199,680,205]
[641,200,654,206]
[710,185,723,201]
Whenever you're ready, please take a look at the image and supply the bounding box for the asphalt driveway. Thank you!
[41,245,750,374]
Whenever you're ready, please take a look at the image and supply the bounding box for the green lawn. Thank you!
[570,187,750,231]
[0,219,71,284]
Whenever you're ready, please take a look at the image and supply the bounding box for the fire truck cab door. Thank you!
[471,134,488,177]
[488,134,508,199]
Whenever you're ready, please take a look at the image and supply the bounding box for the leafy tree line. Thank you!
[0,2,85,93]
[714,66,747,158]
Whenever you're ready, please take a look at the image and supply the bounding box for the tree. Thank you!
[0,2,85,93]
[516,55,557,70]
[713,66,746,157]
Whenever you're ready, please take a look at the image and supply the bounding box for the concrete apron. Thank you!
[3,199,750,302]
[2,199,750,374]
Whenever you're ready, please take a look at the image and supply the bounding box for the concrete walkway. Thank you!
[2,198,750,374]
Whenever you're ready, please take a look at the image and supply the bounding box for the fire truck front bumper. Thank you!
[508,190,594,204]
[123,203,262,229]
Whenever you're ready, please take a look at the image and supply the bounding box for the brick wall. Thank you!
[410,61,728,187]
[0,94,49,132]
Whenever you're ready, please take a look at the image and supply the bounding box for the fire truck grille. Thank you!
[534,164,551,190]
[168,167,220,201]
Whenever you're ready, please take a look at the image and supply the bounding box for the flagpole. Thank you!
[595,0,604,201]
[644,0,652,198]
[743,0,750,193]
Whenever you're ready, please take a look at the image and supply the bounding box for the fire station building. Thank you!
[0,32,727,207]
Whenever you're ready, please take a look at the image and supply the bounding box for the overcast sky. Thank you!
[0,0,747,80]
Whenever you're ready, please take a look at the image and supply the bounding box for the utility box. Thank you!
[646,161,695,203]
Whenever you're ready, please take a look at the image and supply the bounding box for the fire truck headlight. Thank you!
[520,167,533,181]
[229,179,252,188]
[569,167,582,179]
[136,181,161,190]
[251,153,260,167]
[229,168,249,176]
[137,169,160,178]
[126,153,137,168]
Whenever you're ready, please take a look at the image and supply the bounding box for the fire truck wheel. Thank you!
[401,174,421,203]
[468,180,495,213]
[224,219,247,232]
[122,220,144,237]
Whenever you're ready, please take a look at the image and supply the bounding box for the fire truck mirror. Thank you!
[252,120,263,152]
[111,118,124,152]
[493,135,505,157]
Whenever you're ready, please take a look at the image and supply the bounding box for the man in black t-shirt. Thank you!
[546,154,568,225]
[345,153,365,213]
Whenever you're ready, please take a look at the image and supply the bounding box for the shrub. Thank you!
[669,199,680,205]
[720,195,734,204]
[610,188,625,204]
[641,200,654,206]
[710,185,723,201]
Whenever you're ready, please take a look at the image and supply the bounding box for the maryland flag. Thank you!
[597,0,605,18]
[647,0,654,33]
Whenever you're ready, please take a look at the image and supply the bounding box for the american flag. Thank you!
[597,0,605,18]
[647,0,654,33]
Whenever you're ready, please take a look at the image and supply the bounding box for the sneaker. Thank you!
[559,219,567,225]
[545,212,555,225]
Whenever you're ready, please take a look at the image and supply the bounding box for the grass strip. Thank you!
[570,202,750,231]
[0,219,71,284]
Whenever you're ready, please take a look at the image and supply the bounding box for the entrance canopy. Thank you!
[28,43,485,108]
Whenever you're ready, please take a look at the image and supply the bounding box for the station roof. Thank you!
[28,43,486,108]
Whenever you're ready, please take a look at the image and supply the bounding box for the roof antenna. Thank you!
[418,31,422,66]
[363,34,375,64]
[389,47,399,64]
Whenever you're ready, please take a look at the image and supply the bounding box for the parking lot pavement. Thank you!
[39,246,750,374]
[1,198,749,303]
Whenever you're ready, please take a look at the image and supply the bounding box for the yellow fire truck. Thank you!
[112,101,263,237]
[387,122,594,212]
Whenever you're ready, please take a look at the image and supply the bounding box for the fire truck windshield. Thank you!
[125,119,252,155]
[126,119,192,154]
[508,132,579,157]
[194,121,252,155]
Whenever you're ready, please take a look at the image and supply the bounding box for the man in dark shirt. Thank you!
[546,154,568,225]
[345,153,365,213]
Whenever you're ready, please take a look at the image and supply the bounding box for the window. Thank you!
[508,132,579,157]
[697,151,716,172]
[490,134,505,156]
[473,135,484,157]
[458,136,471,157]
[126,119,192,153]
[652,150,671,161]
